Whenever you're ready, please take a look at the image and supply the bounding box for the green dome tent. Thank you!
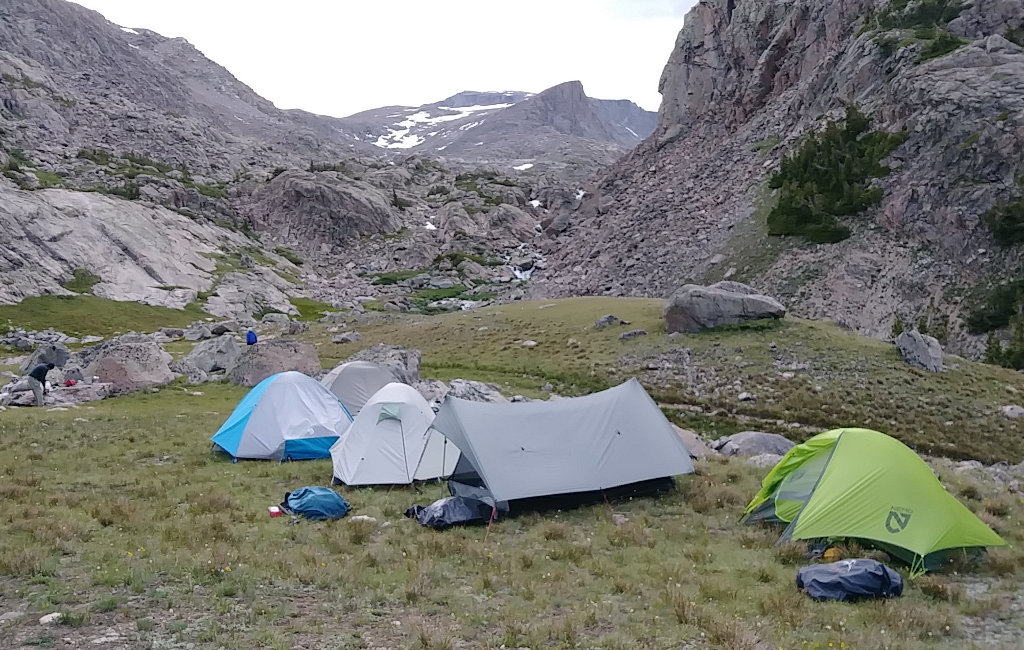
[742,428,1005,573]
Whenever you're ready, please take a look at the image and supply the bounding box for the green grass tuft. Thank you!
[288,296,339,322]
[31,169,63,188]
[61,268,102,294]
[0,295,211,337]
[917,30,968,62]
[369,269,429,285]
[196,183,228,199]
[274,246,304,266]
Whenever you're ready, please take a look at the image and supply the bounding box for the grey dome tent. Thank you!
[320,361,396,416]
[431,378,694,511]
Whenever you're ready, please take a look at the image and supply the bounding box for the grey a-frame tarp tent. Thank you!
[431,378,695,508]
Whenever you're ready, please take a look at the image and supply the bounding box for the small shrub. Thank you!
[958,484,981,501]
[993,316,1024,370]
[274,246,304,266]
[32,170,63,188]
[875,0,969,31]
[874,33,901,58]
[370,269,427,285]
[984,195,1024,246]
[77,148,111,166]
[917,30,968,62]
[215,582,238,598]
[751,134,781,156]
[1006,28,1024,48]
[308,160,347,173]
[197,183,228,199]
[61,268,102,294]
[108,182,140,200]
[984,547,1023,575]
[59,611,89,627]
[391,189,413,210]
[982,495,1013,517]
[0,546,58,577]
[916,574,963,602]
[891,313,905,338]
[774,541,809,566]
[966,281,1022,334]
[8,147,31,166]
[347,519,375,545]
[541,521,570,541]
[121,151,173,174]
[985,333,1003,365]
[93,596,120,613]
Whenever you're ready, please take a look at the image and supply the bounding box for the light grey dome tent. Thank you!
[330,382,460,485]
[320,361,396,416]
[431,378,695,512]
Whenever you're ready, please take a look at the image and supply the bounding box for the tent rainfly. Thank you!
[742,428,1006,572]
[212,371,353,461]
[320,361,396,416]
[330,382,459,485]
[431,378,695,509]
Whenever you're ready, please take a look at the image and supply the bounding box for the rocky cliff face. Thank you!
[0,185,301,314]
[532,0,1024,356]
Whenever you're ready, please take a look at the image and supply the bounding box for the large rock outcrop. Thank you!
[896,329,944,372]
[345,344,421,384]
[664,282,785,333]
[445,379,508,403]
[183,334,240,373]
[73,333,175,393]
[244,171,403,248]
[202,270,299,321]
[225,339,321,387]
[19,342,70,373]
[0,188,247,308]
[711,431,795,457]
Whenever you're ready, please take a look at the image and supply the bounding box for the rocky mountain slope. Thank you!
[531,0,1024,358]
[348,83,655,165]
[0,0,653,320]
[0,0,652,175]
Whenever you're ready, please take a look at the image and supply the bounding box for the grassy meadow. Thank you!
[0,296,1023,648]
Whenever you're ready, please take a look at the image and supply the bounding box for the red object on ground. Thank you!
[268,506,282,517]
[63,379,77,387]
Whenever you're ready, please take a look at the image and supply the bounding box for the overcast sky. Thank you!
[69,0,695,118]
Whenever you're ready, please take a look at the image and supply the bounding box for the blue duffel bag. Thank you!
[282,487,350,521]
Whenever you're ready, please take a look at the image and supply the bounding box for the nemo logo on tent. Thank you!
[885,507,913,533]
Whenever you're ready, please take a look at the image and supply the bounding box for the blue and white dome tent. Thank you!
[212,371,354,461]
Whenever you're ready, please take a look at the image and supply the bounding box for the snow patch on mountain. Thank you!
[371,103,514,149]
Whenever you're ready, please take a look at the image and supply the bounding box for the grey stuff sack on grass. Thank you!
[797,559,903,602]
[405,496,496,529]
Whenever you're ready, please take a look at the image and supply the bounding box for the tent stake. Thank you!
[483,506,497,545]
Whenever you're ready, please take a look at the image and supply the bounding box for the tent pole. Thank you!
[399,420,410,484]
[601,489,614,517]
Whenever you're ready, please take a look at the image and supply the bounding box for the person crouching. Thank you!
[26,362,55,406]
